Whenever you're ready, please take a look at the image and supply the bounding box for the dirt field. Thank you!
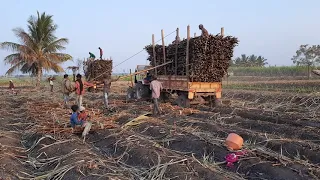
[0,81,320,180]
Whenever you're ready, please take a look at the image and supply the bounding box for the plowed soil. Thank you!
[0,83,319,180]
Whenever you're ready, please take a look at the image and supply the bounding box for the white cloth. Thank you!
[79,106,85,111]
[76,95,83,107]
[49,80,53,85]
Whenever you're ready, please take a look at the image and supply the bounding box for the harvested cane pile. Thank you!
[145,35,238,82]
[84,59,113,81]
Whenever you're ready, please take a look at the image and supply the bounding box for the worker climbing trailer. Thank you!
[144,25,238,107]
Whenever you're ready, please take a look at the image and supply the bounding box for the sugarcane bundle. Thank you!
[145,34,238,82]
[84,59,113,81]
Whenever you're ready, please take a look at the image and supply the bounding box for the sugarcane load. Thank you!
[145,25,238,82]
[129,25,240,108]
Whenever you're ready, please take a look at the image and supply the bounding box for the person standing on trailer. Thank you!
[199,24,209,37]
[172,35,181,44]
[98,47,103,60]
[89,52,96,60]
[150,76,163,116]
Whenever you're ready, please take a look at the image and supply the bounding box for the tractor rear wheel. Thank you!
[175,94,190,108]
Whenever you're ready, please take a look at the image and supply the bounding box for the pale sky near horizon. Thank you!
[0,0,319,75]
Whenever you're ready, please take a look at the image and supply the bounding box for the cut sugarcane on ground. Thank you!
[0,81,320,179]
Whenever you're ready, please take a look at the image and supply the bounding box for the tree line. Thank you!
[230,54,268,67]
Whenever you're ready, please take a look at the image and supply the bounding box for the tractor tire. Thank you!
[126,87,135,101]
[175,94,190,108]
[135,83,151,100]
[203,95,221,107]
[160,92,172,103]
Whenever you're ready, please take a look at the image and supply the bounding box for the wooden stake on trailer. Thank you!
[152,34,157,76]
[175,28,179,75]
[221,27,224,36]
[221,27,228,85]
[186,25,190,77]
[130,69,133,87]
[161,29,166,75]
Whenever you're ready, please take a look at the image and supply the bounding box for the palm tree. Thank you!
[248,55,257,67]
[0,11,72,86]
[256,56,268,67]
[234,54,249,67]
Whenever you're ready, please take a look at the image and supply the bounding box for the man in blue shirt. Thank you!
[70,105,83,128]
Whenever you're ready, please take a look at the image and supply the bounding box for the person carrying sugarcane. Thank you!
[199,24,209,37]
[98,47,103,60]
[89,52,96,60]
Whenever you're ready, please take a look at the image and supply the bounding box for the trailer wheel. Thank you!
[160,92,172,103]
[126,87,135,101]
[135,83,151,100]
[175,94,190,108]
[203,95,221,107]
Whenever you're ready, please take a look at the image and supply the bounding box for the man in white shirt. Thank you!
[150,76,163,116]
[49,76,54,92]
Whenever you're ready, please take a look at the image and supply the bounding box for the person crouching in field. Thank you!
[70,105,92,142]
[78,106,92,142]
[75,74,94,107]
[150,76,163,116]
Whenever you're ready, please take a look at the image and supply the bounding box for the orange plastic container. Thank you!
[225,133,243,150]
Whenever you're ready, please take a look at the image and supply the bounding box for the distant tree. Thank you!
[292,44,320,79]
[77,58,83,74]
[234,54,249,67]
[233,54,267,67]
[256,56,268,66]
[0,11,72,86]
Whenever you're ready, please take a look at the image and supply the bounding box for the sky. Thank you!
[0,0,320,75]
